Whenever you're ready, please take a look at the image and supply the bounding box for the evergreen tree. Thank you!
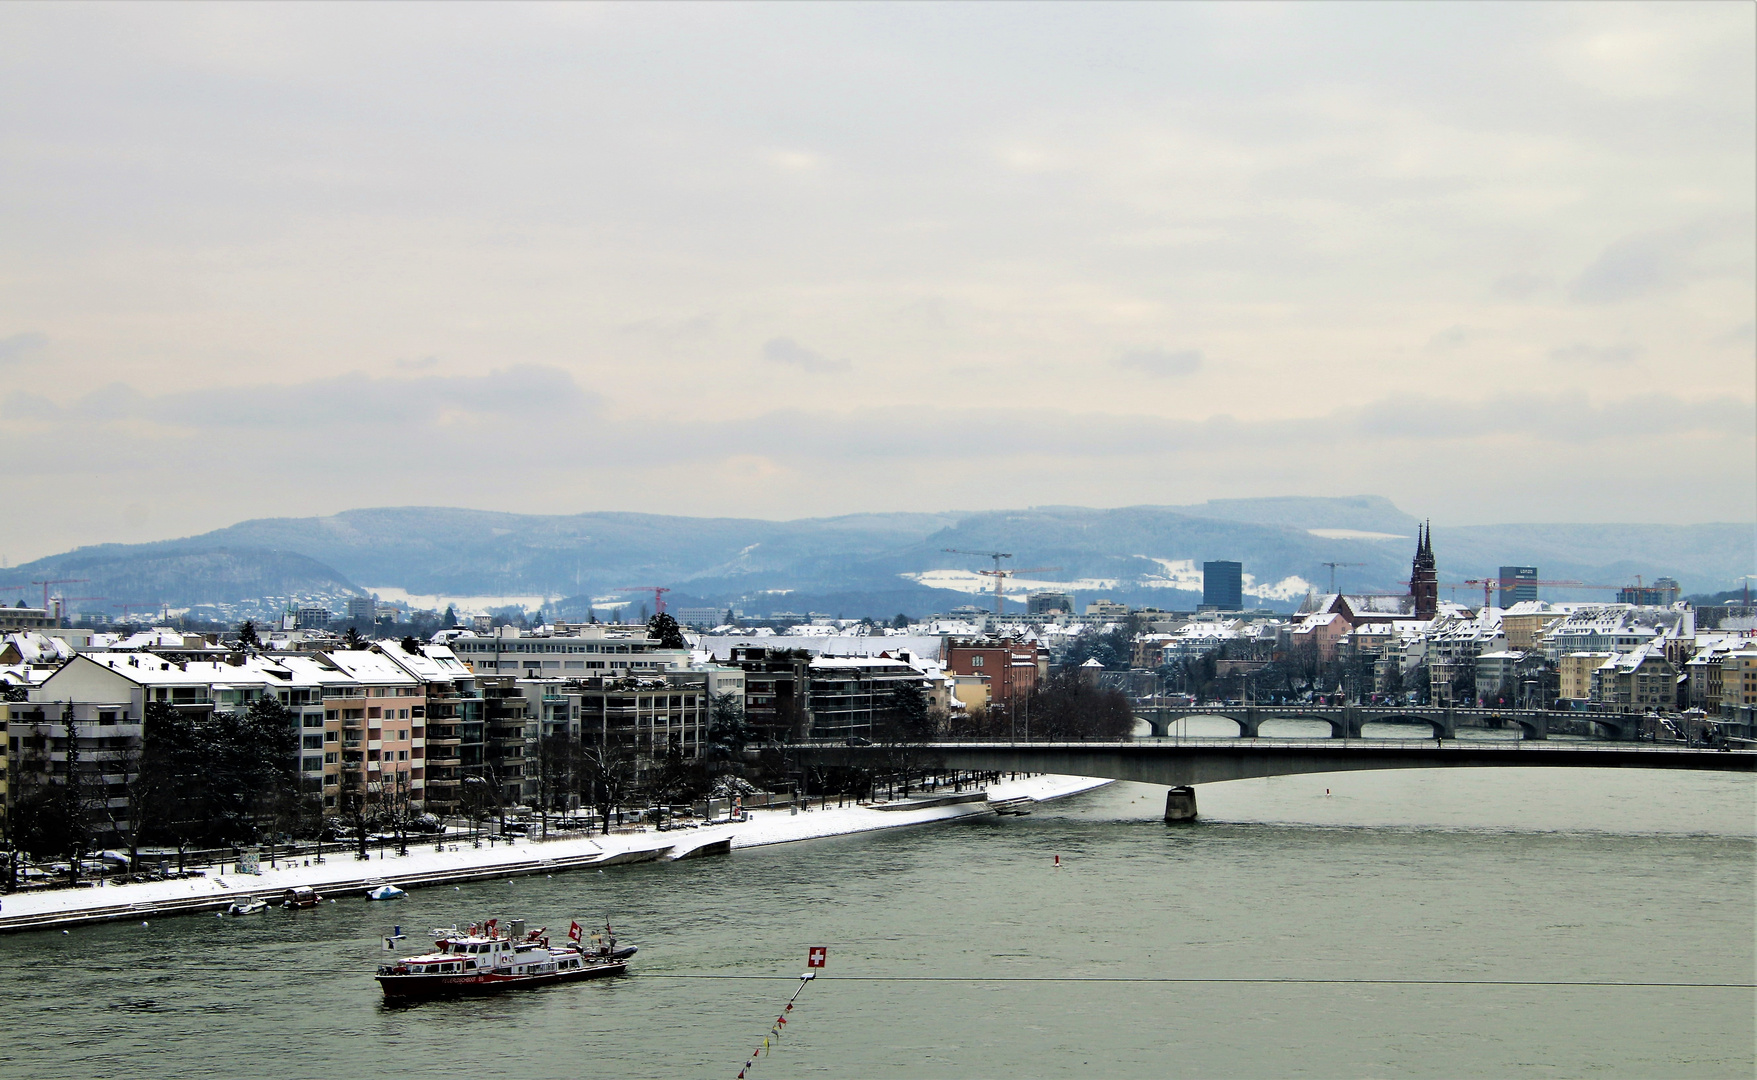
[343,625,365,649]
[442,605,458,629]
[646,612,687,649]
[237,619,260,648]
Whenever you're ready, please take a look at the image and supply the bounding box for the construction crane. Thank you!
[1458,577,1621,611]
[31,578,89,611]
[943,549,1061,615]
[617,586,671,616]
[1320,562,1367,593]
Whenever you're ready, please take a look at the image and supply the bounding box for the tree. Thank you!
[576,737,636,834]
[646,612,687,650]
[342,626,366,649]
[237,620,260,648]
[891,613,910,629]
[705,692,751,767]
[400,636,422,655]
[442,605,458,629]
[1027,670,1134,740]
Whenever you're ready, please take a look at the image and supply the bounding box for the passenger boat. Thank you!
[281,886,323,909]
[376,918,634,1000]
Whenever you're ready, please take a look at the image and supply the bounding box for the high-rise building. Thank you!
[1498,566,1538,608]
[346,596,377,623]
[1202,561,1243,611]
[1409,522,1438,620]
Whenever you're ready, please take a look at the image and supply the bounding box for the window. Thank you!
[325,731,337,742]
[368,707,381,719]
[970,655,984,667]
[303,735,324,749]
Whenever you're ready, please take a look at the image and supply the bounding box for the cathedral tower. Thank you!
[1409,520,1438,620]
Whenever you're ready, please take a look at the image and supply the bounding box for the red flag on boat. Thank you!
[485,918,497,936]
[568,920,583,941]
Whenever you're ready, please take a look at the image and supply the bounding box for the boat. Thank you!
[376,918,634,1000]
[366,884,407,901]
[224,898,269,916]
[281,886,323,909]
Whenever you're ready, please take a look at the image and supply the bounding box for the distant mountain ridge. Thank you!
[3,498,1749,617]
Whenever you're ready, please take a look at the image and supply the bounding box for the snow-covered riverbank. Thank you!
[0,774,1110,933]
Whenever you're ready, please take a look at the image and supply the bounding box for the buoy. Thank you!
[62,930,69,935]
[1053,854,1060,867]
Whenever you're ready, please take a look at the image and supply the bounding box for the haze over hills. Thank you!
[2,497,1749,618]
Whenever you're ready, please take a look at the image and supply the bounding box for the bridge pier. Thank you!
[1164,786,1197,823]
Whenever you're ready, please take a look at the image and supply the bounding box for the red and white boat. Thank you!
[376,918,635,1000]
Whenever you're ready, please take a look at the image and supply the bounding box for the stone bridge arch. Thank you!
[1362,712,1453,740]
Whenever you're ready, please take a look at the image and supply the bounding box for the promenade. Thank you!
[0,773,1109,934]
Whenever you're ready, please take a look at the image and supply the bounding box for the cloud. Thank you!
[1549,343,1641,366]
[0,333,48,365]
[762,337,850,373]
[8,366,598,434]
[1115,348,1203,377]
[1568,220,1731,304]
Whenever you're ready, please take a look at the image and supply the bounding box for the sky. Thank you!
[1,1,1752,563]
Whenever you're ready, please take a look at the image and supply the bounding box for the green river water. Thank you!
[2,757,1752,1078]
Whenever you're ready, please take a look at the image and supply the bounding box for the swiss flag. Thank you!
[807,946,827,968]
[568,921,583,942]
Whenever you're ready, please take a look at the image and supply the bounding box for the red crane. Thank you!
[31,578,90,611]
[618,586,671,615]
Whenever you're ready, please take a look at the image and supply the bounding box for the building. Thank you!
[724,646,812,741]
[1409,522,1438,620]
[804,656,931,741]
[1026,592,1073,616]
[1500,602,1570,651]
[321,649,426,811]
[674,606,729,629]
[1722,648,1757,713]
[346,596,377,623]
[446,624,691,678]
[1084,599,1130,620]
[0,606,55,631]
[296,605,333,630]
[1202,561,1243,611]
[1497,566,1538,608]
[1590,646,1677,711]
[1618,578,1681,605]
[1559,652,1612,703]
[943,638,1046,719]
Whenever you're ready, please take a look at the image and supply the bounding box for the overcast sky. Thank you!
[2,2,1751,562]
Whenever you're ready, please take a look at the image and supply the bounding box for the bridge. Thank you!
[798,740,1754,821]
[1133,704,1642,741]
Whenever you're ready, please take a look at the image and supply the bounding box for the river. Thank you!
[3,763,1752,1078]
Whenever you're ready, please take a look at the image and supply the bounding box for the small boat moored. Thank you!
[376,918,634,1000]
[224,898,269,916]
[282,886,323,909]
[366,884,407,901]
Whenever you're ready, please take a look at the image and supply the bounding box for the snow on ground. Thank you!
[0,775,1110,926]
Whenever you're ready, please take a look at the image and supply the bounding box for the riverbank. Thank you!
[0,774,1109,934]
